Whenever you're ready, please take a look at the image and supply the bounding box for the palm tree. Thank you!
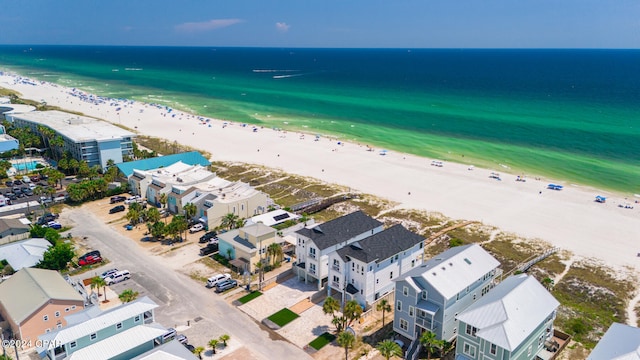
[436,339,454,358]
[146,207,161,224]
[323,296,340,317]
[68,158,79,175]
[183,202,197,223]
[118,289,139,303]
[219,334,230,346]
[91,276,108,302]
[376,299,392,327]
[220,213,239,230]
[171,215,188,241]
[193,346,204,359]
[343,300,363,330]
[337,331,355,360]
[267,243,283,266]
[50,135,64,161]
[90,276,101,296]
[158,192,167,210]
[377,340,403,360]
[208,339,218,354]
[419,331,439,360]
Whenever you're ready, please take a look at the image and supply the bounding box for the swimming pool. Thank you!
[12,161,41,172]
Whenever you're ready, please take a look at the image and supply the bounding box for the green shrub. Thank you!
[449,238,464,247]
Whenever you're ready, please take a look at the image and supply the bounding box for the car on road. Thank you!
[189,223,204,233]
[199,231,217,243]
[45,221,62,230]
[110,195,126,204]
[199,243,218,256]
[105,270,131,285]
[109,205,126,214]
[100,268,119,279]
[206,273,231,288]
[78,254,102,266]
[215,279,238,293]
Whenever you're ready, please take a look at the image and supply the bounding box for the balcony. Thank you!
[415,316,433,330]
[332,264,340,272]
[332,281,340,288]
[308,252,316,259]
[309,267,316,275]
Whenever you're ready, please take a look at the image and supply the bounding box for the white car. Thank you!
[124,196,141,204]
[189,223,204,233]
[105,270,131,285]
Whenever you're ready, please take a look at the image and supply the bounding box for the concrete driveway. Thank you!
[60,204,312,360]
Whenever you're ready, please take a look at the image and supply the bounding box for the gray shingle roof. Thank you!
[336,224,424,263]
[296,211,382,250]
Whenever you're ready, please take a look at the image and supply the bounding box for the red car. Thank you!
[78,255,102,266]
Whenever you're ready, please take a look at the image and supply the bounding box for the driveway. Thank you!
[60,205,312,360]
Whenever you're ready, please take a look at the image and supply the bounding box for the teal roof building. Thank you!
[117,152,210,177]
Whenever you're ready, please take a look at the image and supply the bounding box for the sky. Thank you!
[0,0,638,48]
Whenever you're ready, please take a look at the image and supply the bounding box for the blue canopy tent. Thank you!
[595,196,606,203]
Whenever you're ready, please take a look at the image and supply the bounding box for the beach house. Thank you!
[7,110,135,169]
[0,268,85,347]
[37,296,161,360]
[455,274,559,360]
[218,222,278,273]
[294,211,384,291]
[327,224,424,309]
[392,244,500,350]
[587,322,640,360]
[125,161,270,229]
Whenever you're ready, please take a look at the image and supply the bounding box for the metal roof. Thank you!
[39,296,159,350]
[398,244,500,299]
[587,323,640,360]
[117,152,210,177]
[456,274,560,351]
[0,268,84,324]
[296,211,383,250]
[131,340,198,359]
[0,238,51,270]
[67,323,167,360]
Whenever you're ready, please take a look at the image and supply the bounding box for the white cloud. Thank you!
[175,19,243,33]
[275,22,290,33]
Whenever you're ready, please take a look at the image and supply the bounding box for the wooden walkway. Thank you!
[425,220,479,245]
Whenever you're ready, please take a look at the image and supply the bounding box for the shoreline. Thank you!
[1,72,640,273]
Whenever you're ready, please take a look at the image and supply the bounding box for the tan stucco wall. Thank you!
[19,300,85,347]
[206,192,269,229]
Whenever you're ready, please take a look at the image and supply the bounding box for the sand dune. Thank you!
[2,73,639,272]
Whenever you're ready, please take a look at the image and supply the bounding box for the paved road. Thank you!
[61,206,312,360]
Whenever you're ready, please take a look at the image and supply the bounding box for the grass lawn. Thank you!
[309,332,336,350]
[238,291,263,304]
[267,308,299,327]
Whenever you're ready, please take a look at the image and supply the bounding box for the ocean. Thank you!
[0,46,638,194]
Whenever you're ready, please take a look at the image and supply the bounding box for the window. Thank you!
[134,315,141,322]
[395,255,398,260]
[463,343,476,357]
[116,323,123,330]
[411,260,415,267]
[43,315,49,321]
[421,290,427,299]
[55,311,60,317]
[396,301,402,311]
[420,242,423,249]
[400,319,408,331]
[473,294,476,300]
[490,343,497,355]
[389,271,393,279]
[57,323,62,329]
[403,286,408,296]
[369,266,372,271]
[465,324,477,337]
[376,279,379,284]
[409,306,414,317]
[65,308,70,312]
[45,328,50,333]
[90,333,97,341]
[528,345,532,356]
[309,263,316,274]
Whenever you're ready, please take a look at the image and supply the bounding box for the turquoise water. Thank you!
[0,46,638,193]
[13,161,40,171]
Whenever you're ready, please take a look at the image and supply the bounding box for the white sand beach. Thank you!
[2,73,639,273]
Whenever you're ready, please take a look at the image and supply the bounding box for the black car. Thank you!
[183,344,195,352]
[109,205,126,214]
[199,243,218,256]
[110,195,126,204]
[4,181,12,187]
[198,231,217,243]
[37,213,59,225]
[6,193,16,201]
[13,180,22,185]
